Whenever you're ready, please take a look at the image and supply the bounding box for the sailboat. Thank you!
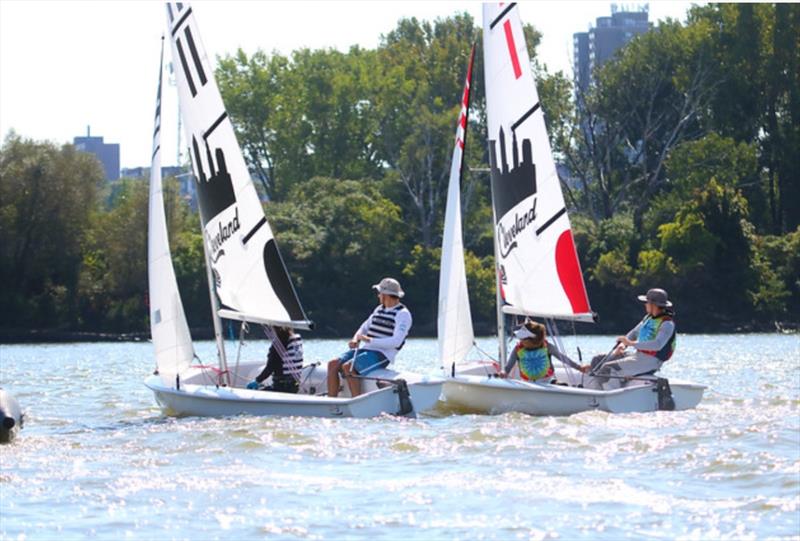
[437,3,705,415]
[144,3,442,418]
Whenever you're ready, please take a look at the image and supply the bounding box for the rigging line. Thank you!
[547,318,577,386]
[473,340,499,363]
[472,340,499,378]
[233,321,248,387]
[262,325,303,381]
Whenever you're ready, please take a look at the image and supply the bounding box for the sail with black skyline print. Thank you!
[166,1,310,329]
[483,2,592,322]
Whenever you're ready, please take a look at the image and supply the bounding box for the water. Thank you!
[1,334,798,540]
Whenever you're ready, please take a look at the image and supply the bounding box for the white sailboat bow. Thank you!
[439,3,705,415]
[148,37,195,384]
[145,2,443,418]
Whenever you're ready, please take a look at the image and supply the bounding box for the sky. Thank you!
[0,1,699,170]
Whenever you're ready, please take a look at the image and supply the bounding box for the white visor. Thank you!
[513,327,538,340]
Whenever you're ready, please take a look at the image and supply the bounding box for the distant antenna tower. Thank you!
[167,61,183,166]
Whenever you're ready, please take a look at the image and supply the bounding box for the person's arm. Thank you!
[547,341,581,370]
[365,310,412,350]
[633,320,675,352]
[627,321,642,341]
[351,313,373,346]
[503,347,518,374]
[256,346,281,382]
[616,319,645,351]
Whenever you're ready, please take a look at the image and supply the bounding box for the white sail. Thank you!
[438,46,476,368]
[148,38,194,380]
[482,3,592,322]
[165,2,311,329]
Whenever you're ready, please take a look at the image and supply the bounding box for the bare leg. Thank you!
[327,359,341,397]
[343,362,361,397]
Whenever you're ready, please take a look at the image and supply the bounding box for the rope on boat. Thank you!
[261,325,303,382]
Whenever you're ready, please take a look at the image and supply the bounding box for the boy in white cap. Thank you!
[326,277,413,397]
[583,288,677,389]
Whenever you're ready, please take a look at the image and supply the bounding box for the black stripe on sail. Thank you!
[536,207,567,236]
[183,27,207,86]
[511,103,540,132]
[153,124,160,137]
[263,239,306,321]
[176,2,184,11]
[490,3,517,30]
[152,145,160,160]
[204,112,228,140]
[171,6,192,37]
[166,4,174,23]
[176,38,197,97]
[191,135,202,177]
[242,217,267,245]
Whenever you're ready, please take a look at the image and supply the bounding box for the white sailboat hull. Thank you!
[441,364,705,415]
[145,361,443,419]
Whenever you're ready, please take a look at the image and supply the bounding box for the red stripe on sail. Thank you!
[503,20,522,79]
[555,229,590,314]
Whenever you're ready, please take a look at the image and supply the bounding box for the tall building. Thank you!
[573,4,651,95]
[73,126,120,181]
[119,165,197,210]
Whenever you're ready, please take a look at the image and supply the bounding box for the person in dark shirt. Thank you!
[246,326,303,393]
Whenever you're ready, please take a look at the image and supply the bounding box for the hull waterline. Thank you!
[144,363,443,419]
[441,374,706,415]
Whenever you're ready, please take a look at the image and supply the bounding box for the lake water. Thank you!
[1,334,798,540]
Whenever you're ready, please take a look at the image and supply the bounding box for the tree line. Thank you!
[0,4,797,340]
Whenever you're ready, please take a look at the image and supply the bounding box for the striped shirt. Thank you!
[256,334,303,388]
[356,303,412,363]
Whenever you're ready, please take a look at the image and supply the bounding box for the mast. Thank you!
[491,202,507,365]
[199,223,230,386]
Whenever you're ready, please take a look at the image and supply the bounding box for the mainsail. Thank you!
[438,46,476,367]
[483,3,592,322]
[148,37,195,380]
[165,2,311,329]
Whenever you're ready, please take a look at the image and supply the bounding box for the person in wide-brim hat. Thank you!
[326,277,412,398]
[581,288,678,390]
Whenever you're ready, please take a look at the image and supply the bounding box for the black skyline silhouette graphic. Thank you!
[489,127,537,219]
[192,134,236,227]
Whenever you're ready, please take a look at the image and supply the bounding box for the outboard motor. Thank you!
[0,389,23,444]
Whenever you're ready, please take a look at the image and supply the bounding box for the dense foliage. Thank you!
[1,5,797,339]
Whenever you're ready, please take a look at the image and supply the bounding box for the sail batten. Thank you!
[165,2,310,328]
[148,37,195,380]
[438,46,476,367]
[483,3,592,322]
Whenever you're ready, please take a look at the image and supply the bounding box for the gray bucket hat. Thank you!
[372,277,405,298]
[637,288,672,308]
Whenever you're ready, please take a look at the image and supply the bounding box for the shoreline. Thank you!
[1,321,797,344]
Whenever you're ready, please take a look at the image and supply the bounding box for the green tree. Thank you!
[0,133,103,328]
